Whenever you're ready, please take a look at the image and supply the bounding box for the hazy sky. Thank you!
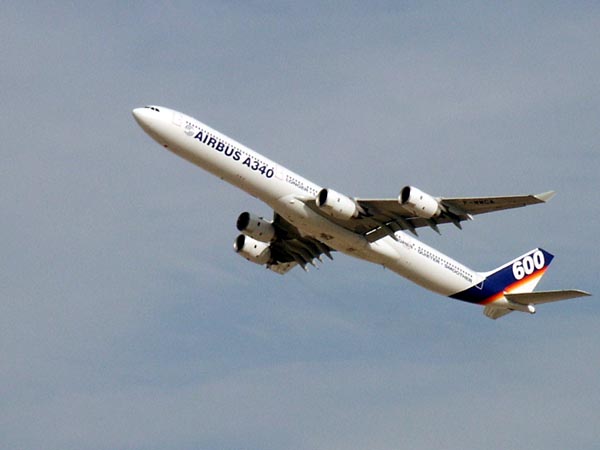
[2,2,599,449]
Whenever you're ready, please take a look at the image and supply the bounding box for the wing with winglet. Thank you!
[306,187,555,243]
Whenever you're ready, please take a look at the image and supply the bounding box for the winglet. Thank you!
[535,191,556,203]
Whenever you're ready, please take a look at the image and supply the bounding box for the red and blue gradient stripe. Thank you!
[450,249,554,305]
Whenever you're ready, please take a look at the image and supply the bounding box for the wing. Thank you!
[441,191,555,215]
[265,214,334,274]
[305,191,555,243]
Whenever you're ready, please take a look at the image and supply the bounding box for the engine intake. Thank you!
[236,212,276,242]
[315,188,360,220]
[233,235,271,265]
[399,186,442,219]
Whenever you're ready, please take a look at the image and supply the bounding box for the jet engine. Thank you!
[315,188,360,220]
[236,212,276,242]
[233,234,271,265]
[399,186,442,219]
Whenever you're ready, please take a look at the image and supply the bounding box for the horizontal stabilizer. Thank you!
[505,289,591,305]
[483,290,591,320]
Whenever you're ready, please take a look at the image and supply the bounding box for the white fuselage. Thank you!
[133,106,482,297]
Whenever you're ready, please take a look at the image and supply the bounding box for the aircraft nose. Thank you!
[132,107,148,126]
[132,107,159,135]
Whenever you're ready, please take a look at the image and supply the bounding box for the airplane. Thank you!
[132,105,590,319]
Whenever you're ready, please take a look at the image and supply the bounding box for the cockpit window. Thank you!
[144,106,160,112]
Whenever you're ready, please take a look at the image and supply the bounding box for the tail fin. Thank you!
[451,248,590,319]
[482,248,553,295]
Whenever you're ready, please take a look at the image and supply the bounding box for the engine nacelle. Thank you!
[315,188,360,220]
[399,186,442,219]
[233,235,271,265]
[236,212,276,242]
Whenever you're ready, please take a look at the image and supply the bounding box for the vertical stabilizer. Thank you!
[451,248,553,304]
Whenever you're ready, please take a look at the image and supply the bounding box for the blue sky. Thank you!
[2,2,599,449]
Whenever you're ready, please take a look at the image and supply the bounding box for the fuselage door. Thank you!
[172,111,184,127]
